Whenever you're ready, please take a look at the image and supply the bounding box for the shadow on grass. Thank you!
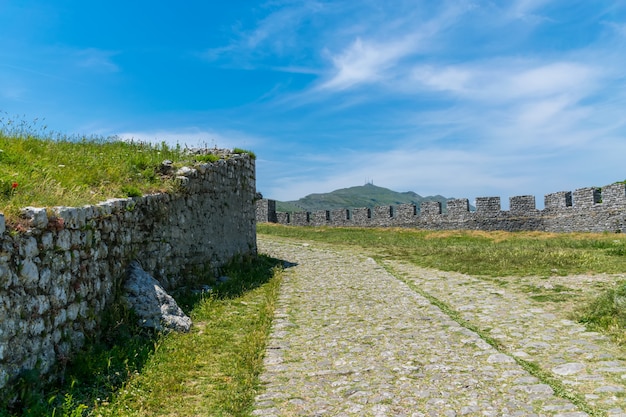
[174,254,292,313]
[0,254,287,417]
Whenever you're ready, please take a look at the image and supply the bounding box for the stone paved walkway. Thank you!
[253,237,626,417]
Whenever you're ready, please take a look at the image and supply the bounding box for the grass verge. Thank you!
[0,255,283,417]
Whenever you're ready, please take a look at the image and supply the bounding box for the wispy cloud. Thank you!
[316,1,474,92]
[507,0,554,22]
[258,1,626,201]
[318,36,416,91]
[201,1,324,64]
[73,48,120,73]
[413,61,599,101]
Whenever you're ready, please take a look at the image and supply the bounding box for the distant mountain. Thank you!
[275,184,454,213]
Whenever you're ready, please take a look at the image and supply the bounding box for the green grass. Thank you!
[0,135,180,218]
[257,224,626,276]
[0,255,283,417]
[0,115,251,220]
[578,281,626,345]
[93,255,282,417]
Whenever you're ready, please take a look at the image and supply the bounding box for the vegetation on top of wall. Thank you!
[0,113,251,219]
[233,147,256,160]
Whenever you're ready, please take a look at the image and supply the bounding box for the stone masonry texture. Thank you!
[0,153,257,392]
[256,182,626,233]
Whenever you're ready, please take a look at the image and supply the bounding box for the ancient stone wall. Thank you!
[256,182,626,233]
[0,153,257,390]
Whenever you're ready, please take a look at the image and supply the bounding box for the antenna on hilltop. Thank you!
[365,177,374,186]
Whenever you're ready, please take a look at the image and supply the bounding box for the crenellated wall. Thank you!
[0,153,257,392]
[257,182,626,233]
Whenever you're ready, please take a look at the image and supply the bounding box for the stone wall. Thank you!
[257,182,626,233]
[0,153,257,390]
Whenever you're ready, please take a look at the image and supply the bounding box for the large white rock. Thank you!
[124,261,192,332]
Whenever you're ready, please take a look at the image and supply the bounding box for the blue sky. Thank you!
[1,1,626,206]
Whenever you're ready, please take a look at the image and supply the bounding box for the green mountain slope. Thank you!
[275,184,451,213]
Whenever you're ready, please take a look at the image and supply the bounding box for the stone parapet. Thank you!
[258,181,626,233]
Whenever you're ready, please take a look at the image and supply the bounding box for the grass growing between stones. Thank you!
[578,281,626,346]
[384,263,599,416]
[0,255,283,417]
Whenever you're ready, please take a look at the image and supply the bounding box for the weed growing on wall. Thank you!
[233,147,256,159]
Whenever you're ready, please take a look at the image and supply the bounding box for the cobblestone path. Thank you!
[253,237,626,417]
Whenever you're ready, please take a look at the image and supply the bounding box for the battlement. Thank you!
[256,182,626,233]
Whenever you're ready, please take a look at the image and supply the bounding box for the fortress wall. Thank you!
[545,191,572,210]
[257,181,626,233]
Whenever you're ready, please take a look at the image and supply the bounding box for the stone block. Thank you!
[544,191,572,209]
[21,207,48,229]
[447,199,470,215]
[475,197,501,215]
[510,195,536,214]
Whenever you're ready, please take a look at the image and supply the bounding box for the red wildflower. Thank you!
[11,182,18,189]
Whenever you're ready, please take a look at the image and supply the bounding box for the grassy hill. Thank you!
[275,183,453,213]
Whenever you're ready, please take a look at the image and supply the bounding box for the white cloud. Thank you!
[412,60,599,102]
[319,36,418,91]
[262,145,529,203]
[316,1,475,92]
[507,62,596,99]
[407,58,609,154]
[261,131,626,208]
